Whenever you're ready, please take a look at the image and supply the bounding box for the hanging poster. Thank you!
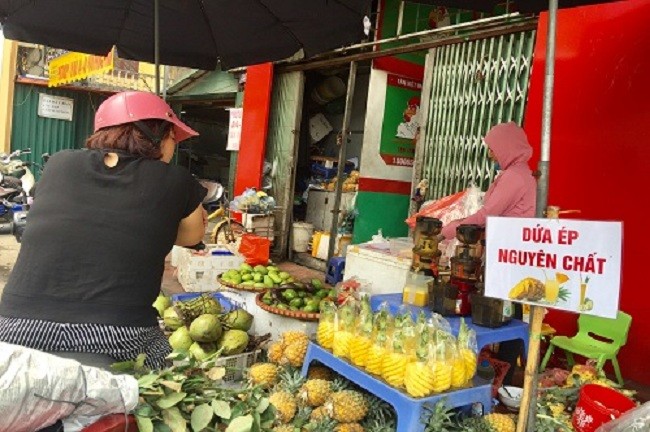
[379,74,422,167]
[485,217,623,318]
[226,108,243,151]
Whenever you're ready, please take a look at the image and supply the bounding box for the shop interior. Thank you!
[290,62,371,264]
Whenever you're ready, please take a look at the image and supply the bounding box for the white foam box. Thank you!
[344,242,413,295]
[242,213,275,230]
[177,245,244,291]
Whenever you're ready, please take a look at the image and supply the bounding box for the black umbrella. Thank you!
[0,0,371,70]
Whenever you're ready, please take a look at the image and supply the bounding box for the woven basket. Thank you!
[255,293,320,322]
[217,273,268,293]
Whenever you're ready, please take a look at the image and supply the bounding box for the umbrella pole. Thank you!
[516,1,558,431]
[154,0,160,95]
[327,61,357,264]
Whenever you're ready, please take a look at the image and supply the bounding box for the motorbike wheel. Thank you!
[211,219,245,246]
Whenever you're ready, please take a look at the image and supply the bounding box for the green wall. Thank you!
[353,191,410,243]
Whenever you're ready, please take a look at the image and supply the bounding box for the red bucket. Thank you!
[572,384,636,432]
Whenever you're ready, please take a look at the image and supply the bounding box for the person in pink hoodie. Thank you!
[440,121,537,240]
[440,121,537,385]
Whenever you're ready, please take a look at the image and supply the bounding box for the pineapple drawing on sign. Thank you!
[507,272,570,305]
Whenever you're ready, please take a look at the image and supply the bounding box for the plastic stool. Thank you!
[326,256,346,285]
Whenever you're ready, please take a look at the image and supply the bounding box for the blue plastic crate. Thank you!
[310,162,354,180]
[171,292,242,314]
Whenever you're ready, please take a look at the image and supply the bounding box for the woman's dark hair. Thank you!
[85,119,173,159]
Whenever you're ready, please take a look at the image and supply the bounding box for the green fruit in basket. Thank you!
[254,265,268,275]
[267,266,279,272]
[189,314,223,342]
[222,309,254,331]
[316,289,329,299]
[240,263,253,273]
[241,273,253,282]
[189,342,217,362]
[282,289,297,300]
[231,274,243,285]
[303,304,318,313]
[217,329,250,356]
[312,279,324,289]
[241,281,255,287]
[169,326,193,352]
[289,306,299,311]
[263,275,274,287]
[269,273,282,284]
[276,303,288,310]
[152,294,171,318]
[285,278,295,283]
[262,291,273,305]
[297,290,307,298]
[329,289,337,298]
[254,282,266,289]
[289,298,304,308]
[253,273,263,283]
[163,307,184,330]
[278,272,291,280]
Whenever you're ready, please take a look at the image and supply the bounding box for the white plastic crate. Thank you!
[215,350,260,382]
[177,245,244,291]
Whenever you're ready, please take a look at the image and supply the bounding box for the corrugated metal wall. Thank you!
[417,29,536,200]
[265,71,304,258]
[11,84,107,176]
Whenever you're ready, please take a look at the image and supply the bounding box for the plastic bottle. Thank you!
[476,359,495,382]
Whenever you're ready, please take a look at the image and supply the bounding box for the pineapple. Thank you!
[422,401,456,432]
[335,423,365,432]
[269,390,297,423]
[459,348,477,380]
[404,328,435,398]
[317,300,336,349]
[283,331,309,347]
[332,302,356,359]
[284,337,309,367]
[365,313,390,376]
[310,405,330,422]
[327,390,368,423]
[457,318,478,381]
[429,334,452,393]
[272,425,295,432]
[268,341,284,364]
[484,413,516,432]
[300,379,332,407]
[307,365,334,381]
[448,342,467,388]
[248,362,279,387]
[350,295,373,367]
[381,327,409,389]
[508,277,545,301]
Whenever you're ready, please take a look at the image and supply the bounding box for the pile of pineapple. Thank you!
[249,363,396,431]
[317,295,480,398]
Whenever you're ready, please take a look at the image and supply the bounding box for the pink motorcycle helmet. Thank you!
[94,91,198,143]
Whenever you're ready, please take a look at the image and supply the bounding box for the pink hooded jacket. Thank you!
[441,122,537,239]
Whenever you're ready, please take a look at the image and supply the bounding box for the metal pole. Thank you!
[154,0,160,95]
[517,2,558,432]
[162,65,168,100]
[327,61,357,264]
[396,1,405,37]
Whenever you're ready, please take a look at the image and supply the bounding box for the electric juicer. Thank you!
[448,224,484,316]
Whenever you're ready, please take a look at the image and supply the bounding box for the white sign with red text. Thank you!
[226,108,243,151]
[485,217,622,318]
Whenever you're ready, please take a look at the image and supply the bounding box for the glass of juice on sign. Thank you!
[580,276,589,305]
[543,270,559,304]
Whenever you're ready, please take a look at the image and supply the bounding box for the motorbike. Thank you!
[0,149,49,242]
[199,179,245,246]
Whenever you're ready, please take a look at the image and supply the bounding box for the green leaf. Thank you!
[135,404,157,417]
[255,398,269,414]
[110,360,136,373]
[138,373,161,389]
[230,402,246,419]
[225,415,254,432]
[191,404,213,431]
[135,415,154,432]
[153,421,173,432]
[252,411,261,432]
[160,380,183,392]
[158,392,188,409]
[162,407,188,432]
[212,400,232,419]
[135,353,148,371]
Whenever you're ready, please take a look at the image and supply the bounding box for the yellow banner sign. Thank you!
[48,49,114,87]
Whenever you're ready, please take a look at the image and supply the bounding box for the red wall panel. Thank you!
[523,0,650,384]
[234,63,274,197]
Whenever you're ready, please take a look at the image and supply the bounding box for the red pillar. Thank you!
[234,63,274,197]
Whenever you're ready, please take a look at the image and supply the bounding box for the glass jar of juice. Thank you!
[403,272,434,307]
